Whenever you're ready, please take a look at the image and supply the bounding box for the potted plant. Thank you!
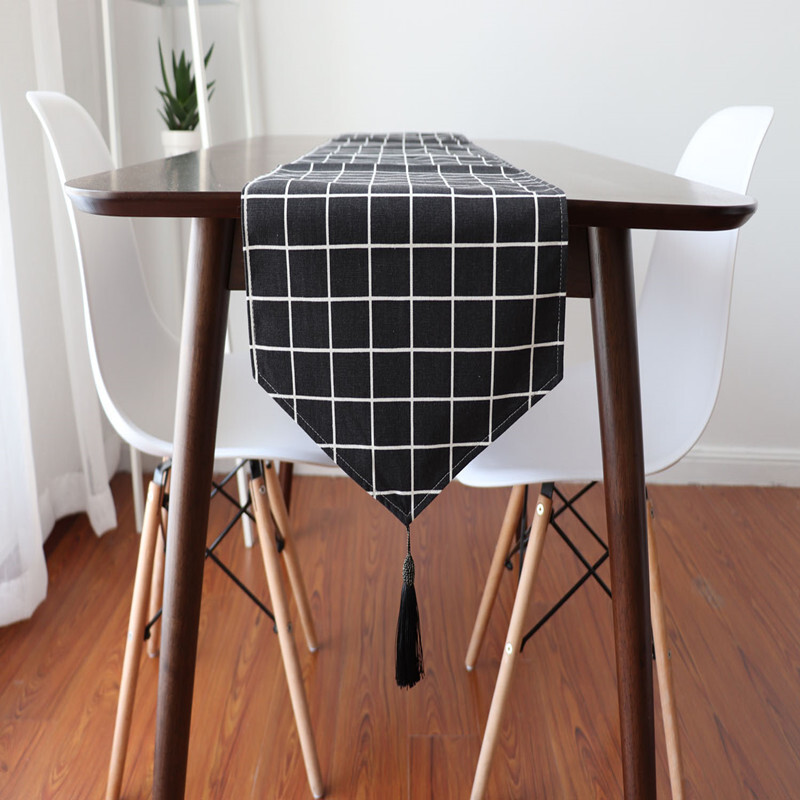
[157,39,215,157]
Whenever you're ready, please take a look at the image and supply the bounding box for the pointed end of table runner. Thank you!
[395,525,424,688]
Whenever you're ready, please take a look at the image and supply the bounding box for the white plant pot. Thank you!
[161,129,202,158]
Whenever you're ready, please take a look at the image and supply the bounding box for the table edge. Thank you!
[64,183,757,232]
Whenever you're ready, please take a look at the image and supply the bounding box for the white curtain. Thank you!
[31,0,123,537]
[0,0,260,625]
[0,107,47,626]
[0,0,119,627]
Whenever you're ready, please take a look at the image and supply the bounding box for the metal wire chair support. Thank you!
[553,482,606,549]
[143,458,277,642]
[520,549,610,650]
[210,461,257,523]
[514,484,530,566]
[512,482,615,653]
[549,516,612,597]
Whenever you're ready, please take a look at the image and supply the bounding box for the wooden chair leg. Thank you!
[146,466,170,658]
[466,484,527,671]
[106,479,162,800]
[130,445,145,533]
[263,461,319,653]
[251,470,324,799]
[146,523,166,659]
[470,491,551,800]
[647,498,685,800]
[235,459,256,548]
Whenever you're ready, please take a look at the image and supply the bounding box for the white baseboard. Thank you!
[651,445,800,487]
[295,446,800,487]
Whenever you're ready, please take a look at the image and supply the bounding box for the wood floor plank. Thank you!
[408,735,480,799]
[1,476,800,798]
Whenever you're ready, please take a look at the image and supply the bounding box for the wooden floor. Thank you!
[1,476,799,799]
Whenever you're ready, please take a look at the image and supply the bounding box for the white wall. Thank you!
[9,0,799,488]
[236,0,799,484]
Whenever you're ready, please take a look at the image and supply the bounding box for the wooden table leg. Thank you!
[153,217,235,800]
[588,226,656,799]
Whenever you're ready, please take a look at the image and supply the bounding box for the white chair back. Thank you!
[27,91,178,454]
[637,106,773,472]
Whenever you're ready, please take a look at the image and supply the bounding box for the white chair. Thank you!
[27,90,332,800]
[458,106,774,800]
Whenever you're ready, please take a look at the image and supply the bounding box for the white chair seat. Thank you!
[218,352,336,464]
[100,331,332,467]
[460,311,730,488]
[460,361,602,487]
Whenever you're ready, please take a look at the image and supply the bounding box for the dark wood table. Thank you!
[66,135,756,800]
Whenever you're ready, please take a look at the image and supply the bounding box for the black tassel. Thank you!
[395,526,424,688]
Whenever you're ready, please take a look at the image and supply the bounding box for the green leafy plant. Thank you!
[157,39,215,131]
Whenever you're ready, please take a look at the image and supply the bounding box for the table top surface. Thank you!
[65,134,756,232]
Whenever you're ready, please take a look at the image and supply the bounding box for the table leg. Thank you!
[153,217,235,800]
[588,226,656,799]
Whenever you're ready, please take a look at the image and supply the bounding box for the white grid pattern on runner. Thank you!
[243,134,567,525]
[405,134,417,512]
[468,165,500,444]
[367,159,380,493]
[437,164,457,477]
[324,165,342,463]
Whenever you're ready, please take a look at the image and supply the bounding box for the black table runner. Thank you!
[243,133,567,526]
